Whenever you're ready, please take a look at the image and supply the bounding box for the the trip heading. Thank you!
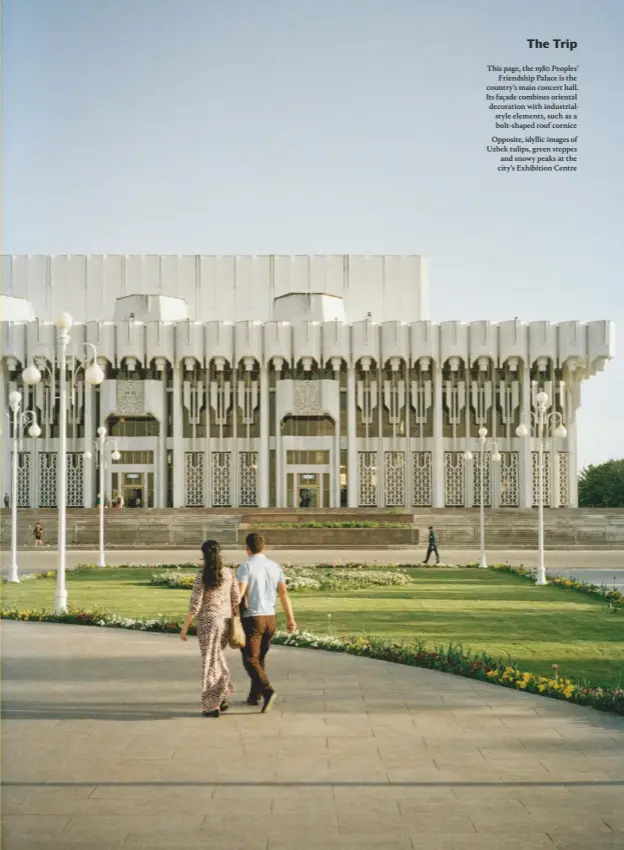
[527,39,578,51]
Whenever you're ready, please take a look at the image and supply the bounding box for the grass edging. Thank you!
[1,605,622,716]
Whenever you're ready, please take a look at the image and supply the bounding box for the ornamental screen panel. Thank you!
[211,452,231,507]
[14,452,31,507]
[532,451,551,507]
[239,452,258,507]
[412,451,432,506]
[39,453,57,507]
[67,453,84,507]
[444,452,465,507]
[358,452,378,506]
[472,452,492,507]
[499,451,519,507]
[384,451,405,507]
[558,451,570,507]
[185,452,204,507]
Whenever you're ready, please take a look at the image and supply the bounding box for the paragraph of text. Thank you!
[485,64,579,173]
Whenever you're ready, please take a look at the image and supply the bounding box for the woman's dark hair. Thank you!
[201,539,224,588]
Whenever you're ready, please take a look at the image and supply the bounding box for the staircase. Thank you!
[411,508,624,549]
[3,507,624,550]
[0,509,242,549]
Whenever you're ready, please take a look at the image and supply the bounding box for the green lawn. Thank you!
[3,567,623,688]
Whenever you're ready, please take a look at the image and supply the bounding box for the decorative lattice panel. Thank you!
[185,453,204,507]
[39,453,58,507]
[412,451,432,506]
[67,453,84,507]
[239,452,258,507]
[500,452,519,507]
[384,452,405,507]
[15,453,31,508]
[444,452,465,507]
[558,452,570,507]
[212,452,231,507]
[472,452,492,507]
[358,452,378,507]
[532,451,551,507]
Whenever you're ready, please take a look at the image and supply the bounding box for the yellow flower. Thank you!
[522,672,532,682]
[517,681,527,689]
[487,670,498,678]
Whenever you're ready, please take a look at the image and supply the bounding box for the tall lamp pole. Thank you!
[515,387,567,585]
[463,426,501,569]
[84,426,120,567]
[22,313,105,612]
[6,391,41,583]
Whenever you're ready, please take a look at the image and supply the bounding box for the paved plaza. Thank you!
[2,621,624,850]
[3,548,624,593]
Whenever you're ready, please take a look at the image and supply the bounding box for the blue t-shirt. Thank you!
[236,554,285,617]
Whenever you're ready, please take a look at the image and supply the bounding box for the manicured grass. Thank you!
[3,567,623,688]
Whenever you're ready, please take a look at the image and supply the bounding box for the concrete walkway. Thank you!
[4,547,624,573]
[2,622,623,850]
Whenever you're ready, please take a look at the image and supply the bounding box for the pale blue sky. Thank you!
[2,0,622,469]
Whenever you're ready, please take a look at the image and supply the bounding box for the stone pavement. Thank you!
[2,622,623,850]
[4,547,624,576]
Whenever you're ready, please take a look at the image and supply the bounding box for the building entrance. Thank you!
[287,470,331,508]
[111,470,152,508]
[122,473,144,508]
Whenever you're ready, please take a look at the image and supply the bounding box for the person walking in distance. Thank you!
[423,525,440,565]
[3,493,9,509]
[237,533,297,713]
[33,522,43,547]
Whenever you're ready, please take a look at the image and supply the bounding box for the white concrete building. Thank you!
[0,254,615,511]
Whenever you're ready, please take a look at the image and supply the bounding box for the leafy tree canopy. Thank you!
[578,459,624,508]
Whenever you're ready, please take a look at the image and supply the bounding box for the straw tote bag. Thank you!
[229,600,246,649]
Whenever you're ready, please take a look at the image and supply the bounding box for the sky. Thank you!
[1,0,622,469]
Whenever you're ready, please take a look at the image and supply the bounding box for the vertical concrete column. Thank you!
[331,359,342,509]
[519,363,532,508]
[172,362,184,508]
[377,363,384,509]
[83,382,94,507]
[347,364,357,508]
[404,361,411,510]
[259,364,269,508]
[0,367,10,505]
[432,363,444,508]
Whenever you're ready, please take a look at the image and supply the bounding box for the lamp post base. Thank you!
[478,556,488,569]
[54,591,68,614]
[535,573,547,586]
[97,556,106,568]
[7,566,20,584]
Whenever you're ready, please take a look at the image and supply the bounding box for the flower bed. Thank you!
[149,566,412,591]
[255,521,410,528]
[1,605,622,715]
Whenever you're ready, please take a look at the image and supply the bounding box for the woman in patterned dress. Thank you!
[180,539,241,718]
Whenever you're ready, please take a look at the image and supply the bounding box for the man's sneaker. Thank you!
[219,700,230,712]
[261,689,277,714]
[202,710,219,718]
[246,696,260,707]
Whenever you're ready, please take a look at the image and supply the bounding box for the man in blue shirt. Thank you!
[237,533,297,713]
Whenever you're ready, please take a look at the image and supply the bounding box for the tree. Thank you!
[578,460,624,508]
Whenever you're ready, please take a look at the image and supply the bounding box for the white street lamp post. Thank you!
[22,313,104,612]
[515,388,567,586]
[464,426,501,569]
[84,427,120,567]
[7,391,42,583]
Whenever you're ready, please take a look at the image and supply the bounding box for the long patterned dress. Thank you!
[188,568,241,712]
